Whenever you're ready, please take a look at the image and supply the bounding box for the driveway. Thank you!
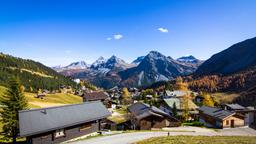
[70,127,256,144]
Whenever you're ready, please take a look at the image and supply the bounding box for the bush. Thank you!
[182,121,204,127]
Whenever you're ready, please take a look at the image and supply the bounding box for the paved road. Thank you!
[70,127,256,144]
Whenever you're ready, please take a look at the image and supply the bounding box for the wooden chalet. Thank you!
[128,102,180,130]
[19,101,111,144]
[82,91,112,108]
[199,106,245,129]
[221,104,256,127]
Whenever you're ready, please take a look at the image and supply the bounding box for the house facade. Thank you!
[199,106,245,128]
[128,102,180,130]
[19,101,111,144]
[221,104,256,127]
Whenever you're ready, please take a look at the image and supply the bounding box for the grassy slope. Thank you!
[0,86,82,109]
[25,92,82,108]
[211,92,240,104]
[136,136,256,144]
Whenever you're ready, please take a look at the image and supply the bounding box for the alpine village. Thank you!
[1,37,256,144]
[2,1,256,143]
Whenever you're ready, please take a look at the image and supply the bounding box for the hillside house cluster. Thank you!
[17,84,256,144]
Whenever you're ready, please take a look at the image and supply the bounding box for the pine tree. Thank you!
[0,77,28,143]
[172,102,177,117]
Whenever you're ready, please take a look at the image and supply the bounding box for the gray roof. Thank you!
[19,101,111,137]
[128,102,178,121]
[246,106,255,111]
[166,90,186,97]
[199,106,235,120]
[164,90,198,97]
[225,104,245,110]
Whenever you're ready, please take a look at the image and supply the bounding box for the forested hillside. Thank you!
[0,53,75,91]
[188,37,256,106]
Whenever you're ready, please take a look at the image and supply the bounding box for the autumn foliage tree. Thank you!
[202,93,215,107]
[121,87,132,105]
[181,93,191,121]
[174,77,188,91]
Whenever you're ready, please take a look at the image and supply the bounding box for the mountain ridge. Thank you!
[0,53,75,91]
[55,51,202,88]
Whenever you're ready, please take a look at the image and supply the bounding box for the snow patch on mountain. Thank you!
[132,56,145,65]
[177,55,198,63]
[138,71,144,86]
[64,61,89,69]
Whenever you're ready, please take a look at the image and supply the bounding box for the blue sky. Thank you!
[0,0,256,66]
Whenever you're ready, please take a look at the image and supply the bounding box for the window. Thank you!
[80,123,92,132]
[55,129,65,138]
[226,120,229,125]
[41,135,48,139]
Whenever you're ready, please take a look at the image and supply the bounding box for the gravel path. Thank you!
[70,127,256,144]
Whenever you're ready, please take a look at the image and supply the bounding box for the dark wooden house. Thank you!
[128,102,180,130]
[83,91,112,108]
[19,101,111,144]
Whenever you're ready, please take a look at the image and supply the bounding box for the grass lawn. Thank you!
[211,92,240,104]
[108,107,129,124]
[136,136,256,144]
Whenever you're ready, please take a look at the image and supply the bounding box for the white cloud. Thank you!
[106,34,123,41]
[65,50,71,54]
[157,27,168,33]
[113,34,123,40]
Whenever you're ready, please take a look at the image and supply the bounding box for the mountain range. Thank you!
[53,52,203,88]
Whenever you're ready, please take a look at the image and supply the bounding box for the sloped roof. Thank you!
[167,90,186,97]
[164,98,198,110]
[127,102,178,121]
[246,106,255,111]
[165,90,198,97]
[19,101,111,137]
[225,104,245,110]
[164,98,181,109]
[199,106,237,120]
[83,91,109,101]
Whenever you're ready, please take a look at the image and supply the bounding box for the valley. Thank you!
[1,1,256,144]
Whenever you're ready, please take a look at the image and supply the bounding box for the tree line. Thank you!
[0,53,76,91]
